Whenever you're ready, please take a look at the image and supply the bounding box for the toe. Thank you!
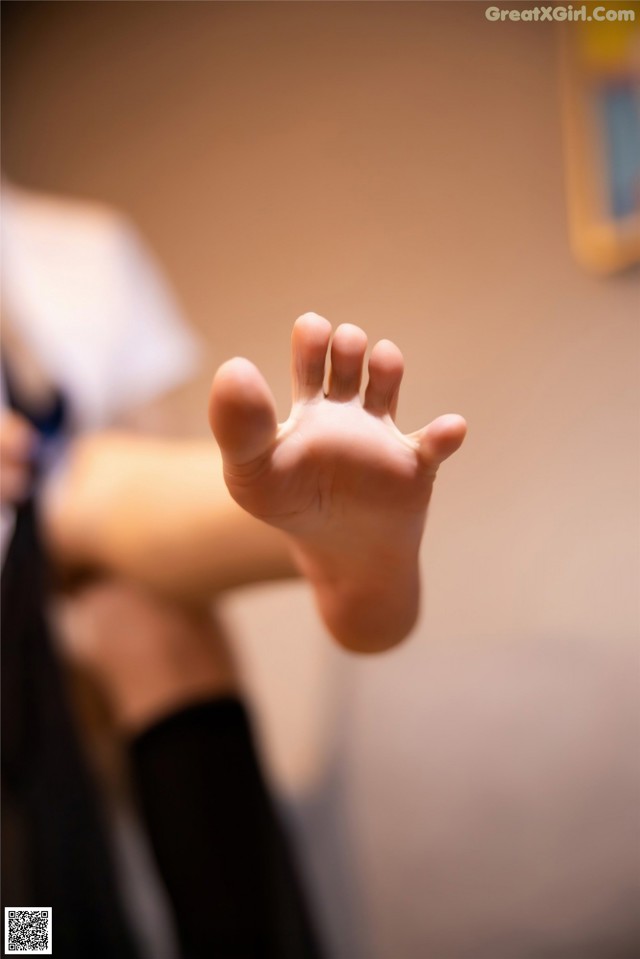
[416,414,467,470]
[209,357,278,467]
[364,339,404,419]
[327,324,368,401]
[291,312,332,401]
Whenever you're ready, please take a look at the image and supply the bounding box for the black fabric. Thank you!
[1,366,140,957]
[0,356,68,447]
[130,699,324,959]
[2,365,323,958]
[1,500,141,959]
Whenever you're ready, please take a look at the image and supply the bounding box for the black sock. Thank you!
[130,698,323,959]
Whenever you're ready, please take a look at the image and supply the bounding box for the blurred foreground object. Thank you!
[560,3,640,273]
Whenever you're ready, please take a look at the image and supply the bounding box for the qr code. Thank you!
[4,908,52,955]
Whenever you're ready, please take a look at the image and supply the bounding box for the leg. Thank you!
[57,580,238,735]
[57,581,323,959]
[131,700,323,959]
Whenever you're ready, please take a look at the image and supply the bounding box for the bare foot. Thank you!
[209,313,466,653]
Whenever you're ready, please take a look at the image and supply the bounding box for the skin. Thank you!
[209,312,467,652]
[3,311,466,714]
[0,409,37,505]
[47,313,466,653]
[54,578,239,734]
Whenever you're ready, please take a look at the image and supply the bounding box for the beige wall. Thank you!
[3,3,638,957]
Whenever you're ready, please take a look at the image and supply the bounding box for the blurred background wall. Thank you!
[3,3,638,957]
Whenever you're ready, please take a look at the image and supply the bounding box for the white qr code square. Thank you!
[4,908,52,954]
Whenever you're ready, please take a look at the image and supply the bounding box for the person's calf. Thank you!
[54,579,240,736]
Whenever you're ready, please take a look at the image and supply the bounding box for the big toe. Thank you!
[209,358,278,467]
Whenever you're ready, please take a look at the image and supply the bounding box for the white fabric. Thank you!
[1,183,199,561]
[1,183,198,430]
